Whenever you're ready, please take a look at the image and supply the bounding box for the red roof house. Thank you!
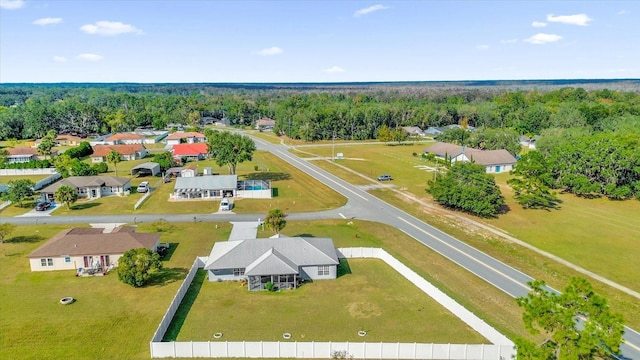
[172,143,209,162]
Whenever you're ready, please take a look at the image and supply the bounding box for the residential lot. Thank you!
[167,260,488,343]
[0,220,531,359]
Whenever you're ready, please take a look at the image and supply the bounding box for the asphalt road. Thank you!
[2,136,638,358]
[249,137,640,359]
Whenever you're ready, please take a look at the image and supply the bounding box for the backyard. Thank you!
[166,260,488,343]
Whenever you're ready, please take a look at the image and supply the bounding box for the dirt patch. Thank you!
[346,301,382,318]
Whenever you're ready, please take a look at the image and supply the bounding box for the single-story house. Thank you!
[425,124,476,137]
[170,175,237,200]
[41,176,131,200]
[165,131,207,146]
[172,143,208,162]
[255,117,276,130]
[91,144,147,162]
[55,134,84,146]
[519,135,538,149]
[105,133,145,145]
[402,126,426,137]
[134,130,169,144]
[204,235,339,291]
[27,226,160,272]
[5,147,38,163]
[424,142,517,173]
[131,162,161,177]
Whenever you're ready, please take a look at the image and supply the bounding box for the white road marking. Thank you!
[398,216,531,292]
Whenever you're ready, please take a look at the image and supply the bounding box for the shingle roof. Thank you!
[92,144,145,157]
[41,176,130,193]
[204,237,339,272]
[256,118,276,126]
[172,143,208,156]
[424,142,517,166]
[174,175,237,191]
[106,133,144,141]
[6,147,38,156]
[244,248,299,276]
[166,132,206,140]
[27,226,160,258]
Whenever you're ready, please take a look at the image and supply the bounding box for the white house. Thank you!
[91,144,147,162]
[105,133,145,145]
[165,132,207,146]
[424,142,517,174]
[41,176,131,200]
[27,226,160,272]
[204,235,340,290]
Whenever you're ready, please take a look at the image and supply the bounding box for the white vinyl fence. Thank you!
[33,172,62,190]
[150,248,516,359]
[0,168,57,176]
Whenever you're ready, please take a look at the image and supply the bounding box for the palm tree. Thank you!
[106,150,121,176]
[54,185,78,209]
[264,209,287,235]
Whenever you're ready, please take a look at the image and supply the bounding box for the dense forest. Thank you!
[1,81,639,141]
[1,81,640,201]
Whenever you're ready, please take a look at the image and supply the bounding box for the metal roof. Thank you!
[174,175,237,191]
[204,237,339,272]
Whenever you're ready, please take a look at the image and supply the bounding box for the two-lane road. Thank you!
[252,136,640,359]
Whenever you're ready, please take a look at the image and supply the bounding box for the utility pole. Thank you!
[332,131,335,161]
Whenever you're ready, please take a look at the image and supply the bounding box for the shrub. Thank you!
[265,281,275,292]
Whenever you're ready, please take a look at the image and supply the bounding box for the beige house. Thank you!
[105,133,145,145]
[27,226,160,272]
[91,144,147,162]
[424,142,517,174]
[5,147,38,163]
[165,131,206,146]
[41,176,131,200]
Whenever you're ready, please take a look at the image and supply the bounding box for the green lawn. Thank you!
[54,151,346,215]
[296,144,640,329]
[0,221,232,360]
[168,260,487,343]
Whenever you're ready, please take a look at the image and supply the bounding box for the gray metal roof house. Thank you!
[171,175,237,200]
[204,236,339,291]
[40,176,131,199]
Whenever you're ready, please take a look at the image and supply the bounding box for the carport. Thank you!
[131,162,161,177]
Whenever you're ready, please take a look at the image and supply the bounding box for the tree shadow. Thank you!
[71,203,100,210]
[5,235,44,243]
[162,270,206,341]
[292,233,315,238]
[337,258,351,278]
[272,188,279,197]
[243,172,291,181]
[160,243,179,261]
[149,267,189,287]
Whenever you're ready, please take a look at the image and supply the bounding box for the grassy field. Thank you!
[0,219,533,359]
[52,151,346,215]
[298,143,640,330]
[168,260,488,343]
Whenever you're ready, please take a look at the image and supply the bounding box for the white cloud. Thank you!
[617,10,629,15]
[501,39,518,44]
[476,44,489,51]
[77,53,103,61]
[80,21,143,36]
[546,13,592,26]
[33,17,63,26]
[354,4,389,17]
[0,0,24,9]
[257,47,283,56]
[324,66,345,74]
[524,33,563,44]
[531,21,547,28]
[52,56,67,63]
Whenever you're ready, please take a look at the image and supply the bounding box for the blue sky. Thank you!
[1,0,638,83]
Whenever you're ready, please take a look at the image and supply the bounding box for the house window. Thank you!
[317,265,330,276]
[64,256,71,263]
[40,258,54,267]
[233,268,245,276]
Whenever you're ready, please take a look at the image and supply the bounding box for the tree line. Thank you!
[1,85,639,142]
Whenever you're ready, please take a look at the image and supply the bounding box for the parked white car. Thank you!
[137,181,150,193]
[220,197,233,211]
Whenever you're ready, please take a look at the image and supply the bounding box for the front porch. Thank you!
[248,274,297,291]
